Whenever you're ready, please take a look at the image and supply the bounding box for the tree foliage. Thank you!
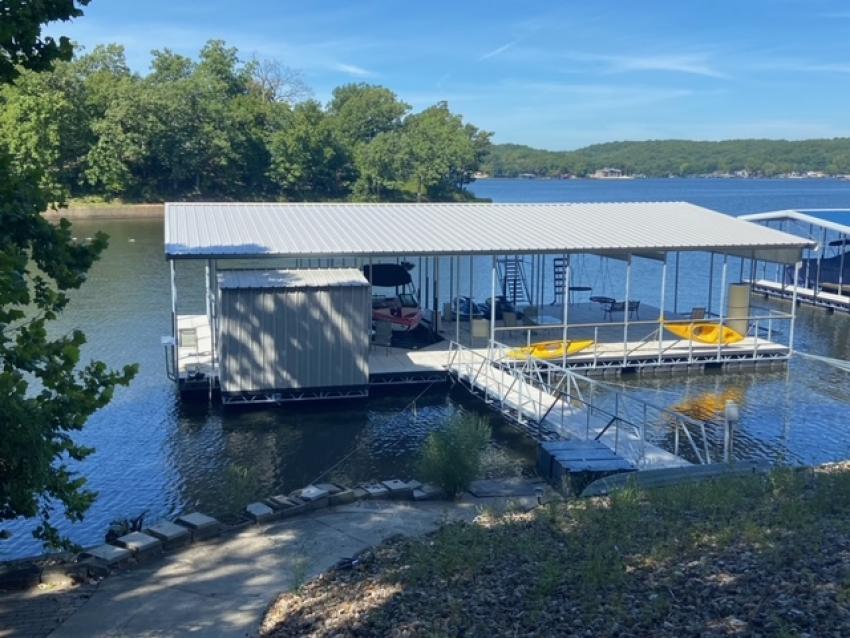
[483,139,850,178]
[1,43,490,204]
[0,0,137,549]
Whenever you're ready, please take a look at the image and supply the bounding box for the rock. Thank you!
[314,482,344,495]
[113,531,162,561]
[145,520,191,549]
[413,483,445,501]
[362,483,390,499]
[381,479,413,498]
[295,485,330,509]
[246,502,275,522]
[268,495,309,517]
[404,479,423,491]
[329,489,358,506]
[81,544,132,567]
[174,512,221,540]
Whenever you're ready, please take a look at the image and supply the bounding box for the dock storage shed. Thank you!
[217,269,371,402]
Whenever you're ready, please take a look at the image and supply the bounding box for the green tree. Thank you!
[402,101,491,200]
[0,1,137,549]
[267,100,347,199]
[328,83,409,147]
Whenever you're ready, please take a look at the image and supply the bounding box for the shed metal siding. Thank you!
[218,269,370,393]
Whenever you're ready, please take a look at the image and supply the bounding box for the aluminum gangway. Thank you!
[447,341,730,470]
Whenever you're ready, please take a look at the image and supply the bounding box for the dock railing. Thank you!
[447,340,729,467]
[490,309,793,369]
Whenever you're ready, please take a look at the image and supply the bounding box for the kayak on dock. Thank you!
[506,339,595,361]
[663,321,744,345]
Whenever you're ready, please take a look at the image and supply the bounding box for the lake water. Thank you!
[4,178,850,560]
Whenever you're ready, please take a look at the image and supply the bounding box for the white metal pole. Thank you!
[170,259,178,375]
[707,253,715,315]
[455,255,460,344]
[623,254,632,363]
[490,256,496,346]
[658,256,667,363]
[717,255,728,361]
[433,256,440,335]
[469,255,474,326]
[839,235,846,296]
[789,261,801,353]
[673,251,680,314]
[561,257,570,368]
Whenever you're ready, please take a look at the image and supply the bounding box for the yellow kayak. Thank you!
[506,339,594,361]
[663,321,744,345]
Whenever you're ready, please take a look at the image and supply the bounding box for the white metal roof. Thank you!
[166,202,814,264]
[218,268,368,290]
[739,210,850,238]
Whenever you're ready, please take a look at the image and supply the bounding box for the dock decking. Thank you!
[751,278,850,312]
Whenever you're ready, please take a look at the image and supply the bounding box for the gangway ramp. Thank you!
[447,342,720,470]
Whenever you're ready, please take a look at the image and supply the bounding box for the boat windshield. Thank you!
[398,293,418,307]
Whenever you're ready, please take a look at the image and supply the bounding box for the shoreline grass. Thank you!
[262,464,850,637]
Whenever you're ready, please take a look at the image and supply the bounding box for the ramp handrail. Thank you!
[447,340,723,467]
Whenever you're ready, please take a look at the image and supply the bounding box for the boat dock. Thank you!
[750,278,850,313]
[162,202,813,404]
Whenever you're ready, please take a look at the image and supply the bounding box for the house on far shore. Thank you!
[590,167,633,179]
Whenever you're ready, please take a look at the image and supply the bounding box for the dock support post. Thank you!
[623,254,632,364]
[658,256,667,363]
[169,259,178,375]
[490,256,496,347]
[208,259,218,388]
[469,255,474,329]
[816,227,826,295]
[717,255,728,361]
[839,234,846,297]
[789,261,801,353]
[433,256,440,336]
[673,252,680,315]
[561,256,570,368]
[455,255,460,345]
[707,253,715,315]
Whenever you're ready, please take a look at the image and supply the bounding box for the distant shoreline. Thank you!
[42,203,164,220]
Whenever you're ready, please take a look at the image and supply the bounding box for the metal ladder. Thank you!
[552,257,567,304]
[497,257,532,305]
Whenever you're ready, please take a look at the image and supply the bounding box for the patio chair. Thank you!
[373,320,393,347]
[690,307,706,320]
[603,300,640,320]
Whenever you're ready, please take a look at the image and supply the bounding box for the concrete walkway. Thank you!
[48,497,511,637]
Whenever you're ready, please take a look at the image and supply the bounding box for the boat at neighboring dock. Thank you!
[663,322,744,345]
[450,296,485,320]
[363,263,422,331]
[507,339,595,361]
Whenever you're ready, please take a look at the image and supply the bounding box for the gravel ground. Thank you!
[262,464,850,637]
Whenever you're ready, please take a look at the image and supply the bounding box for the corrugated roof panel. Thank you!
[165,201,815,263]
[218,268,369,290]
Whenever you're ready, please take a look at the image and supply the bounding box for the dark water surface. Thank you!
[4,178,850,560]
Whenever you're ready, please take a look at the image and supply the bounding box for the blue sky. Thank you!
[46,0,850,149]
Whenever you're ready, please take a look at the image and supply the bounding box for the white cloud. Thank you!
[333,62,375,77]
[477,39,519,62]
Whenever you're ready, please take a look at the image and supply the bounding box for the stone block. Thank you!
[82,544,131,567]
[268,495,308,517]
[297,485,330,502]
[404,479,423,492]
[314,482,344,495]
[175,512,221,540]
[114,532,162,560]
[146,521,191,549]
[246,502,275,522]
[381,479,413,498]
[362,483,390,499]
[351,487,369,500]
[329,489,357,506]
[413,483,445,501]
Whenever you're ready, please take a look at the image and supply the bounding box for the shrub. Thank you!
[418,413,491,497]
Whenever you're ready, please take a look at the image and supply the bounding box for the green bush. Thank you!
[418,414,491,497]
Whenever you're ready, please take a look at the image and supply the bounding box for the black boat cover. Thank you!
[363,263,412,287]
